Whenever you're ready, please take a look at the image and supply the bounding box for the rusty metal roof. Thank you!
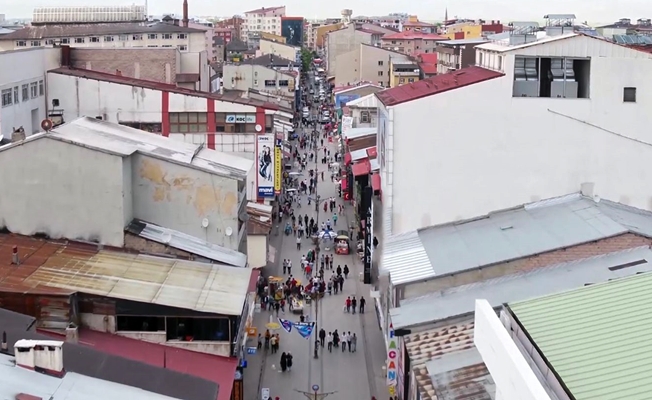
[404,319,494,400]
[0,234,252,315]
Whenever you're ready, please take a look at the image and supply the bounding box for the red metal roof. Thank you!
[417,53,438,64]
[382,31,447,40]
[48,67,280,110]
[371,174,381,191]
[357,28,380,34]
[419,62,438,75]
[281,16,304,21]
[366,147,377,158]
[75,329,238,400]
[352,160,371,177]
[376,66,504,107]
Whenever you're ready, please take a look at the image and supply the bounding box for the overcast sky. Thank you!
[2,0,648,24]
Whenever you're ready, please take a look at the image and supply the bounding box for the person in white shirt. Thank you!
[287,260,292,275]
[327,332,333,352]
[341,332,348,352]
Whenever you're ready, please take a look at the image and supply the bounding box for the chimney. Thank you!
[11,246,19,265]
[115,69,122,76]
[1,331,7,353]
[182,0,189,27]
[14,339,65,378]
[65,323,79,344]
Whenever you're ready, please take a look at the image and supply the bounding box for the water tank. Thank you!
[341,9,353,24]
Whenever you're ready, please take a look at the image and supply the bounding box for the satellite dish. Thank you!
[225,227,233,236]
[162,233,172,244]
[41,119,53,132]
[255,124,262,132]
[201,218,209,228]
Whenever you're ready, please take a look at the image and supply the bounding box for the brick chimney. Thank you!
[14,339,65,378]
[182,0,189,27]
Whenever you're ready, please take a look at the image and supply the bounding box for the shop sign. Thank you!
[386,323,398,385]
[274,147,282,194]
[227,114,256,123]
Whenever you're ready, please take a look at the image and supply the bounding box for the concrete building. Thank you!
[352,13,407,31]
[258,38,300,62]
[375,33,652,236]
[326,25,379,76]
[260,31,286,43]
[389,59,420,87]
[313,23,343,51]
[380,31,448,55]
[243,6,285,45]
[444,20,504,39]
[334,83,384,109]
[214,15,244,40]
[335,43,409,87]
[223,64,297,102]
[401,16,436,33]
[0,21,207,52]
[415,53,438,78]
[0,47,61,138]
[435,38,488,73]
[0,117,253,251]
[595,17,652,37]
[31,5,146,24]
[345,94,379,127]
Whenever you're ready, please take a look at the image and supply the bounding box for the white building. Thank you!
[222,64,297,101]
[243,6,285,41]
[0,21,207,53]
[258,38,301,62]
[0,47,61,138]
[345,94,379,127]
[375,32,652,236]
[32,5,147,24]
[0,117,253,252]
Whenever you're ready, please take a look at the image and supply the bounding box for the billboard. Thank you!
[335,93,360,109]
[281,17,304,47]
[274,147,282,194]
[256,134,275,198]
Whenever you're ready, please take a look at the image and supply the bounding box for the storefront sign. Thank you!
[274,147,282,194]
[257,134,275,198]
[386,323,398,385]
[227,114,256,123]
[362,186,373,284]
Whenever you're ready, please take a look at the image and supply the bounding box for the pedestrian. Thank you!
[270,335,278,354]
[351,296,357,314]
[351,333,357,352]
[330,258,334,270]
[319,328,326,347]
[274,302,280,317]
[347,331,352,352]
[283,259,287,274]
[287,260,292,275]
[339,276,344,292]
[360,296,366,313]
[321,171,324,181]
[343,265,350,279]
[345,296,351,313]
[257,333,262,349]
[341,331,348,352]
[327,332,333,352]
[333,213,338,226]
[280,352,287,372]
[296,235,301,250]
[336,265,342,276]
[286,352,293,371]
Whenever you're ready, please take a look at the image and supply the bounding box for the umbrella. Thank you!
[266,322,281,331]
[319,230,335,240]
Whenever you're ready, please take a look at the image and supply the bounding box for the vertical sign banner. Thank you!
[363,186,373,284]
[257,134,275,198]
[386,323,398,385]
[274,147,282,194]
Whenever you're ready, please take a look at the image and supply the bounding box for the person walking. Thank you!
[280,352,287,372]
[319,328,326,347]
[343,265,350,279]
[347,331,352,352]
[270,335,278,354]
[359,296,366,313]
[351,333,357,352]
[345,296,352,313]
[283,259,287,274]
[333,212,338,226]
[341,331,348,352]
[286,352,293,371]
[296,235,301,250]
[287,260,292,275]
[327,332,333,352]
[351,296,357,314]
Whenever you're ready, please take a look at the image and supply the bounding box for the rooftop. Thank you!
[439,38,489,45]
[0,308,218,400]
[19,117,253,180]
[382,31,448,40]
[416,52,438,63]
[48,66,280,110]
[126,219,248,268]
[343,127,377,140]
[404,319,494,400]
[391,245,652,329]
[243,53,300,67]
[334,82,384,95]
[509,271,652,400]
[403,20,436,27]
[0,233,253,315]
[226,37,248,52]
[244,6,284,14]
[419,62,438,75]
[344,93,378,108]
[376,66,503,107]
[0,22,204,40]
[382,193,652,286]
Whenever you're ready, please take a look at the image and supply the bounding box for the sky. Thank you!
[2,0,650,25]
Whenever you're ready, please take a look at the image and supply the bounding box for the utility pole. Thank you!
[295,386,336,400]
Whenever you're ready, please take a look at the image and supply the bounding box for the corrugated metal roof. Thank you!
[126,219,247,268]
[30,117,253,180]
[343,127,377,140]
[0,234,252,315]
[388,194,652,286]
[334,83,384,95]
[345,93,378,108]
[380,230,432,285]
[510,272,652,400]
[405,319,495,400]
[440,38,489,45]
[477,32,578,52]
[390,245,652,328]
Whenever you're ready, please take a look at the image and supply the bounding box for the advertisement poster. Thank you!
[281,17,304,47]
[386,323,398,385]
[341,116,354,137]
[257,134,275,198]
[274,147,282,194]
[335,93,361,109]
[363,186,373,283]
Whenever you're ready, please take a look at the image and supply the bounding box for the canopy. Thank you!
[319,230,335,240]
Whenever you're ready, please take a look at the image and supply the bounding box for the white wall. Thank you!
[474,300,551,400]
[384,38,652,234]
[258,39,298,61]
[247,234,267,268]
[0,48,61,137]
[0,137,127,246]
[222,64,295,99]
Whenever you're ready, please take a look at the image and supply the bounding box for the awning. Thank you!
[371,174,381,192]
[367,147,377,158]
[352,160,371,177]
[344,153,352,165]
[341,177,348,190]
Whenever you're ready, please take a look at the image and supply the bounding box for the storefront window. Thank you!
[170,112,207,133]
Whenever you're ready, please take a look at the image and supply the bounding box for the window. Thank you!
[21,84,28,102]
[254,79,259,86]
[623,87,636,103]
[30,82,38,98]
[30,40,41,47]
[132,34,143,40]
[38,80,44,96]
[74,37,85,43]
[378,60,384,66]
[89,37,99,43]
[378,71,383,76]
[408,78,415,83]
[104,36,114,42]
[178,45,187,51]
[13,86,19,103]
[61,38,70,44]
[162,33,173,39]
[1,89,12,107]
[399,78,405,84]
[166,317,230,341]
[147,45,159,48]
[147,34,158,39]
[45,39,54,45]
[118,35,128,41]
[278,80,289,87]
[16,41,27,47]
[177,33,187,39]
[360,111,370,123]
[162,45,173,48]
[169,112,208,133]
[216,125,226,132]
[117,316,165,332]
[264,80,276,87]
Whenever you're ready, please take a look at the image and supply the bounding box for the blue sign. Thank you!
[335,93,360,109]
[247,347,257,354]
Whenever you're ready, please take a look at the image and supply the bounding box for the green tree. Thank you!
[300,48,313,72]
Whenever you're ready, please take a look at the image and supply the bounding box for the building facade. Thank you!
[326,25,375,76]
[380,31,447,55]
[444,20,504,39]
[435,38,488,73]
[243,6,286,43]
[223,64,296,101]
[314,23,343,50]
[389,59,420,87]
[258,38,300,62]
[376,33,652,235]
[401,16,436,33]
[335,44,409,87]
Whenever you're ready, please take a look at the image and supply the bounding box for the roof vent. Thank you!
[608,259,647,271]
[500,225,513,230]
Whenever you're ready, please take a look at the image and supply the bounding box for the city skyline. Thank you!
[2,0,650,24]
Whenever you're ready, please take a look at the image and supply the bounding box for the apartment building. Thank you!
[444,19,504,39]
[327,24,381,75]
[0,21,207,52]
[215,15,244,38]
[314,23,344,50]
[389,59,420,87]
[243,6,286,45]
[335,43,409,87]
[380,31,447,55]
[222,64,296,102]
[401,15,436,33]
[436,38,488,73]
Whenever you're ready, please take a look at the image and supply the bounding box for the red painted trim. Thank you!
[206,99,216,149]
[161,91,170,137]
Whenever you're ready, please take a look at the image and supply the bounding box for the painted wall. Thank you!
[0,47,61,137]
[247,234,267,268]
[222,64,295,99]
[335,45,405,87]
[327,26,373,76]
[381,36,652,235]
[131,154,242,250]
[258,39,299,62]
[0,137,127,246]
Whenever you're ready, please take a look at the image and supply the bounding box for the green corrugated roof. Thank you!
[509,272,652,400]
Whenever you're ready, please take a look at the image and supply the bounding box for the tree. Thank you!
[300,48,314,72]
